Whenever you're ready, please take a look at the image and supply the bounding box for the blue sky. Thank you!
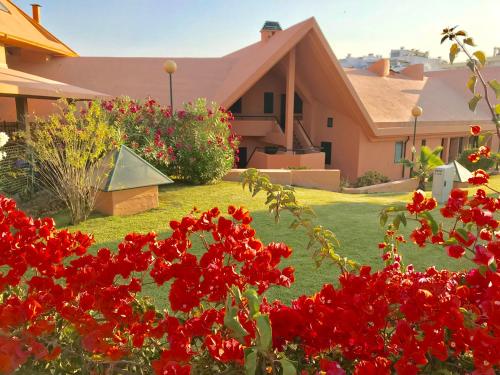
[14,0,499,60]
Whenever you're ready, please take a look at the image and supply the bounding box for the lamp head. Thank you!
[163,60,177,74]
[411,105,423,118]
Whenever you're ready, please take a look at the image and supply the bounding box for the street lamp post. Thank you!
[410,105,423,177]
[163,60,177,110]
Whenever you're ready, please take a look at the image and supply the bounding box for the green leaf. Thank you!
[244,348,258,375]
[449,43,460,64]
[466,74,477,94]
[399,213,407,227]
[488,80,500,99]
[279,358,297,375]
[496,104,500,115]
[466,60,476,72]
[393,214,401,230]
[440,35,448,44]
[255,314,272,352]
[455,228,469,242]
[473,51,486,66]
[232,285,243,305]
[468,94,482,112]
[224,295,249,342]
[420,212,438,234]
[243,289,260,318]
[379,211,388,227]
[463,37,476,46]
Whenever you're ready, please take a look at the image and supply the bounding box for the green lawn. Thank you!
[54,176,500,305]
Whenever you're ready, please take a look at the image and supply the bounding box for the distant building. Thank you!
[390,47,447,71]
[339,53,383,69]
[441,47,500,69]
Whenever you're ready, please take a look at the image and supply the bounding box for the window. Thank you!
[263,92,274,114]
[294,93,303,114]
[469,135,479,148]
[327,117,333,128]
[458,137,464,154]
[321,142,332,165]
[421,139,426,147]
[394,141,404,163]
[0,1,9,13]
[229,98,242,114]
[237,147,247,168]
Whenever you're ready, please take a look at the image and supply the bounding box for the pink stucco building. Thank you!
[1,1,498,181]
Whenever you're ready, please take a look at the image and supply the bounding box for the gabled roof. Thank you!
[346,66,498,125]
[0,0,76,56]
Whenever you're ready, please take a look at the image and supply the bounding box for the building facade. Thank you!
[1,1,498,182]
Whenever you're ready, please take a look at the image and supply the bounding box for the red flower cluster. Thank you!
[467,146,491,163]
[0,197,293,373]
[470,125,481,136]
[1,175,500,374]
[406,190,437,214]
[266,264,499,374]
[469,169,490,185]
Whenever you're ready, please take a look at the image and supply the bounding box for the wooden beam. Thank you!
[15,96,31,143]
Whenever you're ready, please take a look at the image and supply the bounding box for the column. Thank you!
[15,96,29,133]
[285,49,295,151]
[443,137,450,163]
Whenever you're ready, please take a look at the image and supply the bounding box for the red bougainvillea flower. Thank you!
[319,359,346,374]
[470,125,481,135]
[469,169,489,185]
[407,190,437,214]
[468,152,481,163]
[447,244,466,258]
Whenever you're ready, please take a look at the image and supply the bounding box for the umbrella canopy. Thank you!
[0,66,109,99]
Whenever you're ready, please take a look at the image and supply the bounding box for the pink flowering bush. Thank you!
[101,97,240,184]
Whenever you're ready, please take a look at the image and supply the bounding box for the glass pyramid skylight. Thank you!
[101,145,173,192]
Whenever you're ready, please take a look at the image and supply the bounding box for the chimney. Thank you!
[401,64,424,80]
[260,21,282,42]
[368,58,390,77]
[31,4,41,24]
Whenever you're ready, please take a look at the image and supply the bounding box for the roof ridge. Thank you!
[4,0,77,56]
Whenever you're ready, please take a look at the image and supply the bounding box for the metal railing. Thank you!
[293,116,317,149]
[0,141,32,196]
[0,121,21,137]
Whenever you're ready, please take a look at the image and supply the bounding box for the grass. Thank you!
[54,176,500,305]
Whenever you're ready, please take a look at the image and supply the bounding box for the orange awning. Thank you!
[0,66,109,100]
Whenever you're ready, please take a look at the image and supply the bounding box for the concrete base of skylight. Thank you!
[94,186,159,216]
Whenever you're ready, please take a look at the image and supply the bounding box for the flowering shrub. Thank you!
[0,132,7,161]
[0,127,499,374]
[26,100,121,224]
[102,97,240,184]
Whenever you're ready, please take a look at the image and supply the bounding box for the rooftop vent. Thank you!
[260,21,282,41]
